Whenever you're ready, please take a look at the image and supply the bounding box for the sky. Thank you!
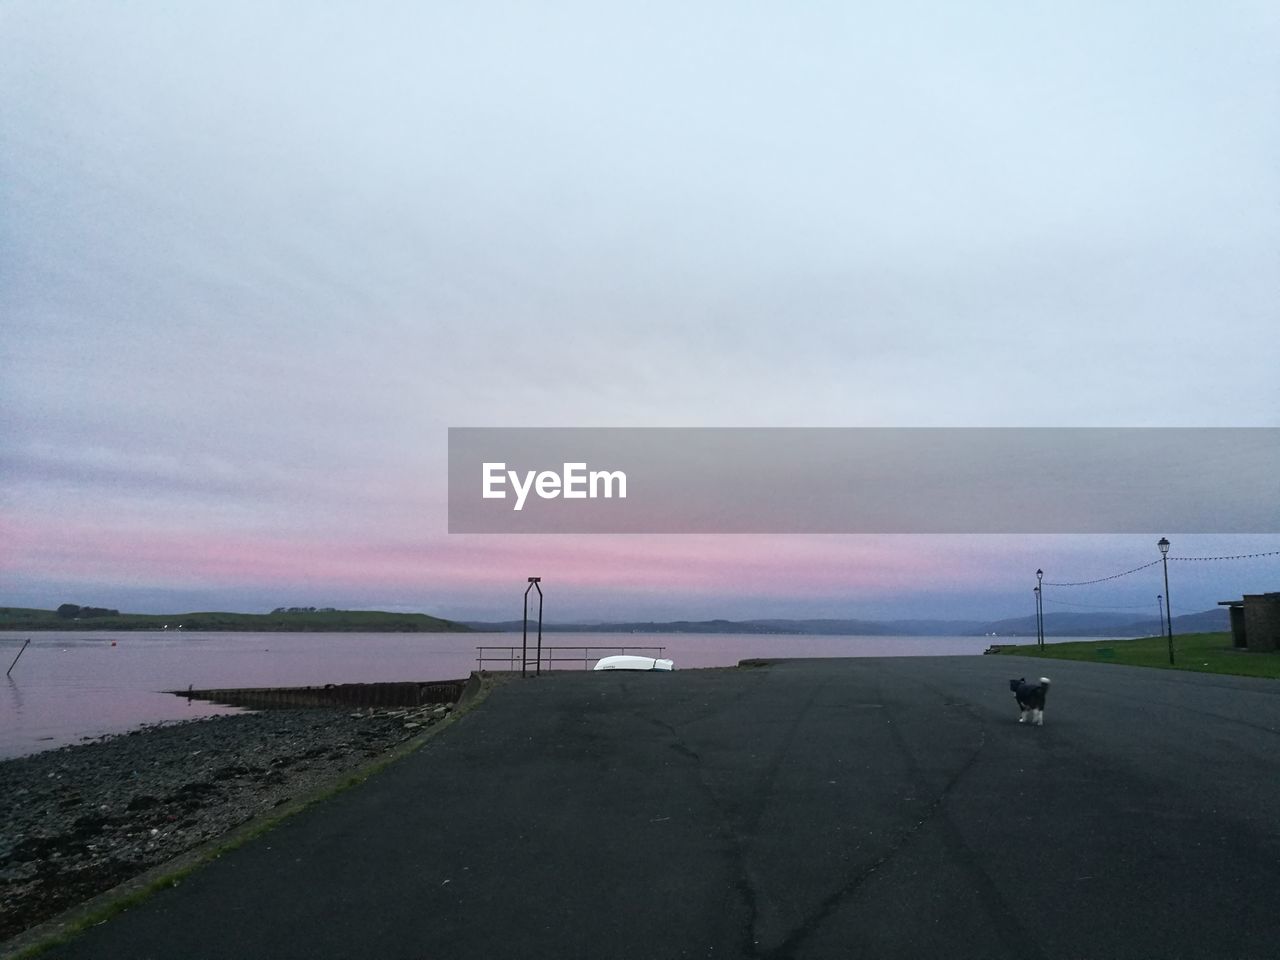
[3,1,1278,623]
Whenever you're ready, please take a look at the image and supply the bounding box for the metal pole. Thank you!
[7,638,31,677]
[1036,569,1044,649]
[1157,594,1165,639]
[523,577,542,677]
[1162,554,1174,665]
[535,580,543,675]
[522,583,531,678]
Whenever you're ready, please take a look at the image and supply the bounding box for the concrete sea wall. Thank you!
[175,679,469,710]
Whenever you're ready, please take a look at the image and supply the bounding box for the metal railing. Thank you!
[476,645,667,672]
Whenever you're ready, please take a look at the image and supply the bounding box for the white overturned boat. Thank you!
[593,655,675,672]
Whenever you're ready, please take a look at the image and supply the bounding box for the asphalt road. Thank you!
[40,656,1280,960]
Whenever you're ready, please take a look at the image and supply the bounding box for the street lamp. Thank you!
[1036,569,1044,649]
[1157,538,1173,665]
[1157,594,1165,639]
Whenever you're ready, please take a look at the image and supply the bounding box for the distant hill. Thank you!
[463,609,1228,638]
[982,608,1227,638]
[462,619,796,634]
[741,618,990,636]
[462,618,987,635]
[0,607,470,633]
[4,603,1228,637]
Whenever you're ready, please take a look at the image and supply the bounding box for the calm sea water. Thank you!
[0,630,1044,759]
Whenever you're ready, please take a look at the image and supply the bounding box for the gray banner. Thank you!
[447,428,1280,533]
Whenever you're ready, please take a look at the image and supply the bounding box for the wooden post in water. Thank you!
[7,638,31,677]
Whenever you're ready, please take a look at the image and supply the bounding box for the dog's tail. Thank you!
[1039,677,1051,687]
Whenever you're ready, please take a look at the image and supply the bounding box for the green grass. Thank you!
[991,631,1280,679]
[0,607,469,633]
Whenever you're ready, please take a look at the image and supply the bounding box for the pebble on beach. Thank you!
[0,705,453,943]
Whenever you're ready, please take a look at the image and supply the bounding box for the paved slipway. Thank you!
[33,657,1280,960]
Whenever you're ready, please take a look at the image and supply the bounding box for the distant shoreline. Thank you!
[460,608,1228,638]
[2,606,1229,637]
[0,607,470,633]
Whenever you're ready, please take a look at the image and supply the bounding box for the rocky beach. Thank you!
[0,705,454,943]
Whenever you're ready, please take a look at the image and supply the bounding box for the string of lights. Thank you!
[1041,546,1278,587]
[1042,559,1162,587]
[1168,549,1280,562]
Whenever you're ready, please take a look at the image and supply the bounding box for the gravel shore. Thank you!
[0,705,453,943]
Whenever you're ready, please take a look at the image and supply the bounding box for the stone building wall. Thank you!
[1242,593,1280,653]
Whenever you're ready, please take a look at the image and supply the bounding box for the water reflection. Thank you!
[0,630,1035,759]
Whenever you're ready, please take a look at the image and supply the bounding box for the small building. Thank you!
[1218,599,1247,648]
[1217,592,1280,652]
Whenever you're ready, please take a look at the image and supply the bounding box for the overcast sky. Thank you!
[3,1,1278,621]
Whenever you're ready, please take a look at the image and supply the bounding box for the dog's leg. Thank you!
[1018,707,1027,723]
[1032,708,1043,726]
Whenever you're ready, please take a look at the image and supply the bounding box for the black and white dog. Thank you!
[1009,677,1051,726]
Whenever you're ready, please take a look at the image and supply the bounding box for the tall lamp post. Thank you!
[1158,538,1174,665]
[1157,594,1165,640]
[1036,569,1044,649]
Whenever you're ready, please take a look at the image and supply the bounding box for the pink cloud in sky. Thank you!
[2,506,1014,601]
[6,507,1278,620]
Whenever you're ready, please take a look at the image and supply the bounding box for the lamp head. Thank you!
[1157,537,1170,556]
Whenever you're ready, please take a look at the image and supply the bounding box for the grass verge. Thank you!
[989,632,1280,679]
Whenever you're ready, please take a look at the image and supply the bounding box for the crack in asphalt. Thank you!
[881,683,1046,960]
[649,676,831,959]
[648,715,759,958]
[755,676,998,960]
[649,671,1048,960]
